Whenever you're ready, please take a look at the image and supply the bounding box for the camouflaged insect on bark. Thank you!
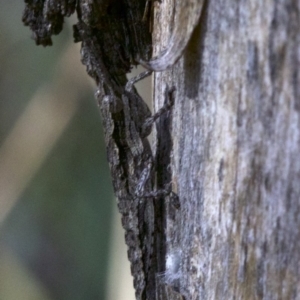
[21,1,189,299]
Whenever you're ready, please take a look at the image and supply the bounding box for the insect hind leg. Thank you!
[142,86,176,137]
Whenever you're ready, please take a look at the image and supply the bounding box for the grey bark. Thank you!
[153,1,300,299]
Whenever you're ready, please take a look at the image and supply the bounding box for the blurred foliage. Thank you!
[0,1,115,299]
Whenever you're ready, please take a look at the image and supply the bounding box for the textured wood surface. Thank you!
[153,1,300,299]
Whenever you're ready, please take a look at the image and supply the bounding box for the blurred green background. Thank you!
[0,2,139,300]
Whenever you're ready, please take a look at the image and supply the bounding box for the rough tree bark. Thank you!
[153,0,300,299]
[21,0,300,298]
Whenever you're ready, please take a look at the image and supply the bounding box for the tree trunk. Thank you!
[153,1,300,299]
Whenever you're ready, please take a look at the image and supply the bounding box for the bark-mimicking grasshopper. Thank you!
[22,0,202,298]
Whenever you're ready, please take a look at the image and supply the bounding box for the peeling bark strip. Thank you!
[140,0,205,71]
[23,1,153,299]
